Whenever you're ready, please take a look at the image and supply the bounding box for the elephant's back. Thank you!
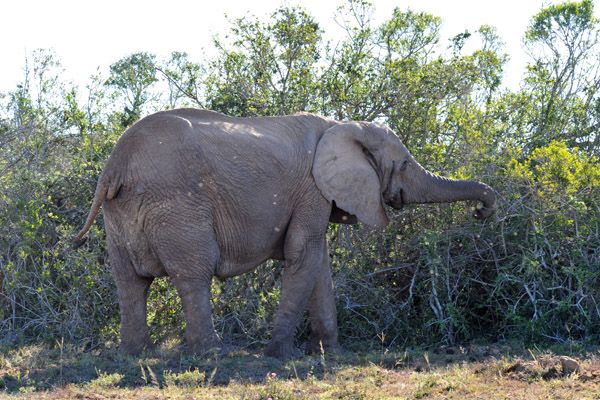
[104,108,333,200]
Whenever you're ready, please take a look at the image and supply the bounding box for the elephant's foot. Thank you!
[121,335,156,357]
[264,340,301,358]
[305,336,341,355]
[186,333,222,356]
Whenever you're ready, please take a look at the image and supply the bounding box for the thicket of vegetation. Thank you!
[1,0,599,352]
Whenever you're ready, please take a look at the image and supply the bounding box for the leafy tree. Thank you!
[522,0,600,153]
[157,51,207,109]
[105,52,158,127]
[206,7,322,116]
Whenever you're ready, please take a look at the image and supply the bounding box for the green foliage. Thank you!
[158,51,207,108]
[0,49,119,346]
[206,7,322,116]
[523,0,600,153]
[526,0,596,43]
[0,1,599,351]
[491,142,600,342]
[105,52,158,127]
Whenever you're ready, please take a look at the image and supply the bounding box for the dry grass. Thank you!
[0,342,599,399]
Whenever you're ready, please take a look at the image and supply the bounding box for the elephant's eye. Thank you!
[399,160,408,172]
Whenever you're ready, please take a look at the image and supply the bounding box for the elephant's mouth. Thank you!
[387,188,405,210]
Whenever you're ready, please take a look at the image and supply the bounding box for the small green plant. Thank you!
[164,367,216,388]
[413,374,438,399]
[87,368,124,389]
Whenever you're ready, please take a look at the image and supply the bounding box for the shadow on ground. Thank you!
[1,342,599,398]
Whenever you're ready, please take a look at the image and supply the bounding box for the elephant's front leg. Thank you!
[265,230,326,358]
[306,246,340,354]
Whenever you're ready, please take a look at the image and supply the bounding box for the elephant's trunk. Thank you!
[405,164,497,219]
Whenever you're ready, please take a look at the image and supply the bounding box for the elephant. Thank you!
[73,108,496,358]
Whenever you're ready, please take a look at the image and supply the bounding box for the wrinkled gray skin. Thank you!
[73,109,496,358]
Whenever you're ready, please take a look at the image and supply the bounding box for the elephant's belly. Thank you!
[214,237,286,279]
[214,259,263,278]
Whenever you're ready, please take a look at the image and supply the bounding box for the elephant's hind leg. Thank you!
[107,240,155,355]
[151,222,222,355]
[171,276,221,354]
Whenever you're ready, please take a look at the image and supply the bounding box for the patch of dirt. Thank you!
[432,344,508,358]
[503,354,599,382]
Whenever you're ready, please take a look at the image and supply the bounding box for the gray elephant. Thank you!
[73,109,496,358]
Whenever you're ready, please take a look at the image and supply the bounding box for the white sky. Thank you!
[1,0,597,94]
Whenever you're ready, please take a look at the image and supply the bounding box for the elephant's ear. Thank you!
[312,123,389,229]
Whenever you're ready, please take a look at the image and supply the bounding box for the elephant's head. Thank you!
[312,122,497,229]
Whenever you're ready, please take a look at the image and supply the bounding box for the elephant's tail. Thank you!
[71,169,122,243]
